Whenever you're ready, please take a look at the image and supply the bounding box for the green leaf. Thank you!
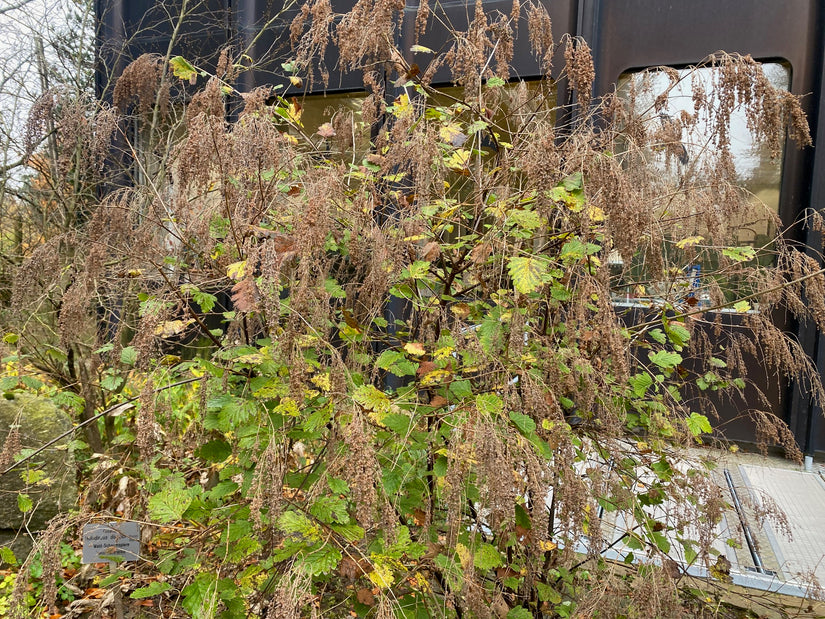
[20,376,43,390]
[224,537,261,563]
[192,290,217,313]
[330,523,364,543]
[686,412,712,437]
[383,413,412,435]
[722,246,756,262]
[131,581,171,599]
[681,539,698,564]
[476,393,503,416]
[651,530,671,554]
[648,329,667,345]
[433,455,448,477]
[300,544,342,576]
[310,496,350,524]
[324,278,346,299]
[536,582,562,603]
[507,608,533,619]
[473,543,503,570]
[648,350,682,370]
[328,478,349,494]
[278,511,320,540]
[120,346,137,365]
[664,322,691,350]
[449,379,473,399]
[353,385,391,414]
[181,573,218,618]
[169,56,198,82]
[508,256,549,294]
[507,209,543,231]
[17,494,32,513]
[100,374,125,392]
[195,439,232,463]
[148,482,193,523]
[486,76,507,88]
[509,411,536,435]
[375,350,417,377]
[560,238,600,262]
[0,545,17,565]
[628,373,654,397]
[99,570,130,586]
[562,172,583,191]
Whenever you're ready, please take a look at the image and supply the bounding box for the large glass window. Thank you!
[617,63,789,239]
[612,62,791,307]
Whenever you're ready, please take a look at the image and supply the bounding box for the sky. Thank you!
[0,0,92,181]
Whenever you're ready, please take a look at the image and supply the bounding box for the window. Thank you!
[612,62,792,307]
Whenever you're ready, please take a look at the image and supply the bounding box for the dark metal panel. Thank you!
[792,11,825,457]
[582,0,819,96]
[234,0,365,94]
[402,0,577,86]
[97,0,229,100]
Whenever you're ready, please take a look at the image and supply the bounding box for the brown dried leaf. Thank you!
[231,278,259,313]
[317,122,336,138]
[356,587,375,606]
[470,242,493,264]
[420,241,441,261]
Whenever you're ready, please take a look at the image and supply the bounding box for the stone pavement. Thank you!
[737,463,825,590]
[590,448,825,599]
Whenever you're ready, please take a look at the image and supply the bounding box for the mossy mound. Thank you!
[0,393,77,563]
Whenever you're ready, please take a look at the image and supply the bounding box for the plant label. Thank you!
[82,521,140,564]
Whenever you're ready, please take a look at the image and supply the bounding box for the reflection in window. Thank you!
[283,91,369,161]
[432,80,556,146]
[618,63,788,221]
[612,63,791,307]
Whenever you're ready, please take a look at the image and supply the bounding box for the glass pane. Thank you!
[617,63,789,241]
[287,91,369,159]
[613,63,791,306]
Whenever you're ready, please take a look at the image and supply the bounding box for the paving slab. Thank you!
[739,464,825,586]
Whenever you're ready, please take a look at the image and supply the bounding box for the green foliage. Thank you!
[2,9,817,618]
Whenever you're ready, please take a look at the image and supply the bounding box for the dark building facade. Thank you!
[96,0,825,457]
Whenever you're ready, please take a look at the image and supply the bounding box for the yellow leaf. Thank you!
[226,260,247,281]
[433,346,455,360]
[445,148,470,172]
[539,540,557,552]
[439,123,464,144]
[235,353,264,364]
[289,76,303,87]
[310,373,331,392]
[676,235,705,249]
[367,562,394,588]
[587,204,605,222]
[392,93,413,119]
[404,342,426,356]
[154,319,194,337]
[455,543,471,569]
[287,101,303,125]
[421,369,452,386]
[169,56,197,81]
